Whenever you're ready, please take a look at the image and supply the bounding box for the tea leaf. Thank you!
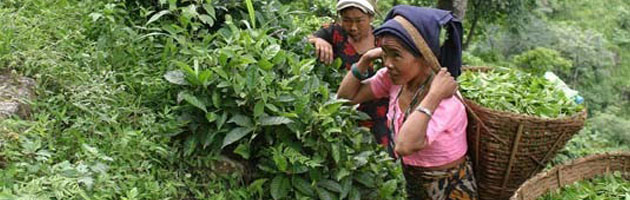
[221,127,254,149]
[146,10,170,26]
[271,175,290,200]
[260,116,293,126]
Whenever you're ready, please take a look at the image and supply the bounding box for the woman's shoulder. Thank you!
[431,96,467,131]
[436,96,465,115]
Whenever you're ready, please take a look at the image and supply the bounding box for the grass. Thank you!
[0,1,223,199]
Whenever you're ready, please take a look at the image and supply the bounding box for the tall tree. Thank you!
[437,0,468,19]
[462,0,535,49]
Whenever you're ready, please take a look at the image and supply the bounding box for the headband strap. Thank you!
[392,15,441,73]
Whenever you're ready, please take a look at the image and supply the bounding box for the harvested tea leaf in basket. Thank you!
[537,172,630,200]
[459,67,584,118]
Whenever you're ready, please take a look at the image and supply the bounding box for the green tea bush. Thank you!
[551,125,628,166]
[462,51,486,66]
[589,107,630,145]
[512,47,572,76]
[151,0,405,199]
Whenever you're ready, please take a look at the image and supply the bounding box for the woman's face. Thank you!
[380,35,425,85]
[339,7,373,39]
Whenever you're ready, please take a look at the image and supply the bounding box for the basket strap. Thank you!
[392,16,441,72]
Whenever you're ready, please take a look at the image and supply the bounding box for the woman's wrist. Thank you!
[356,57,371,73]
[351,63,369,81]
[419,93,440,112]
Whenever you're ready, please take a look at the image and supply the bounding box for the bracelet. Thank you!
[415,105,432,118]
[351,63,369,81]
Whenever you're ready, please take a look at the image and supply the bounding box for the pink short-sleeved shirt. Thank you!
[368,68,468,167]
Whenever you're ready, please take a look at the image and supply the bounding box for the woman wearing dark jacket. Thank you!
[308,0,393,155]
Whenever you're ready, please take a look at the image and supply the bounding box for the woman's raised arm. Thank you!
[336,48,382,104]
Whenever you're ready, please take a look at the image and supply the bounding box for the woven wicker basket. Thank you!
[510,151,630,200]
[461,67,588,200]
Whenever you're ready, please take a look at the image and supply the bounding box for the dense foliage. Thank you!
[0,1,186,199]
[512,47,572,76]
[161,1,405,199]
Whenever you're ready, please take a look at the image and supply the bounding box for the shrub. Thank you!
[155,1,406,199]
[512,47,572,75]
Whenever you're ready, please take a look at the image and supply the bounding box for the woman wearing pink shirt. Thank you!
[337,5,478,200]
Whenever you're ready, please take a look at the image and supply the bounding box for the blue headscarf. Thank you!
[373,5,463,77]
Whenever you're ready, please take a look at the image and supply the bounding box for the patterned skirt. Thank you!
[402,158,478,200]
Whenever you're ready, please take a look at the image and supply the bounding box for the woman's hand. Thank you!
[356,47,383,71]
[336,48,381,104]
[428,68,458,100]
[312,38,334,65]
[362,47,383,61]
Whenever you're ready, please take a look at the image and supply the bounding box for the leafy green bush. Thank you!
[287,0,336,18]
[512,47,572,75]
[152,1,405,199]
[462,51,486,66]
[550,107,629,166]
[588,107,630,145]
[551,126,628,166]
